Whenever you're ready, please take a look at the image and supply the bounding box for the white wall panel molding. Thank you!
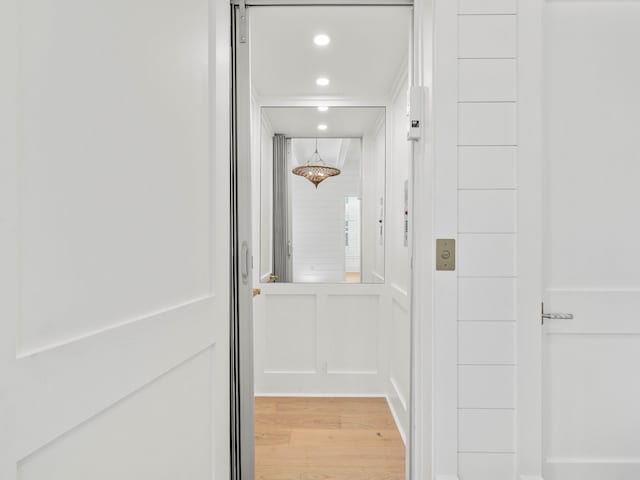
[254,288,387,395]
[18,348,216,479]
[16,297,219,460]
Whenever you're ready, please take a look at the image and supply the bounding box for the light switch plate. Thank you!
[436,239,456,271]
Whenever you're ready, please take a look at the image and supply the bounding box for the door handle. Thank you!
[241,241,249,285]
[253,288,261,297]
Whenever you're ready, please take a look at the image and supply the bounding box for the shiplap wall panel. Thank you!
[458,453,517,480]
[458,278,516,321]
[458,366,516,409]
[458,103,517,146]
[458,234,516,277]
[458,0,516,15]
[459,59,517,102]
[458,190,517,233]
[459,322,516,365]
[459,409,516,453]
[456,1,519,476]
[458,146,517,189]
[458,15,517,59]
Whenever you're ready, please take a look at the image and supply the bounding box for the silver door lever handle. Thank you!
[542,313,574,320]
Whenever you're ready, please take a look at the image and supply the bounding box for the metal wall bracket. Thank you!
[238,0,248,43]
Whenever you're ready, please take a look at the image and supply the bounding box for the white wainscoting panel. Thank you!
[545,333,640,457]
[324,295,379,374]
[458,15,517,59]
[264,295,317,373]
[254,285,388,396]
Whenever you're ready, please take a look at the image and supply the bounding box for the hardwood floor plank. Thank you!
[255,397,405,480]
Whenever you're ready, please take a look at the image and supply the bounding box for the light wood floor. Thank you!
[255,397,405,480]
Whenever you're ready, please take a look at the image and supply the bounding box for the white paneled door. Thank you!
[542,2,640,479]
[0,0,230,479]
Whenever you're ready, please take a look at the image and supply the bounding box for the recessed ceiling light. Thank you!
[317,106,329,112]
[313,34,331,47]
[317,124,328,131]
[316,77,330,87]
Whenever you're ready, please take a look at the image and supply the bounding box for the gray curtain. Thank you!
[272,134,291,282]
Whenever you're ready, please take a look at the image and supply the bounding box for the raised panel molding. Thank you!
[255,286,388,396]
[18,348,215,479]
[16,296,219,459]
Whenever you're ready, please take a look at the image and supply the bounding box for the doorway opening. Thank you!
[231,3,423,479]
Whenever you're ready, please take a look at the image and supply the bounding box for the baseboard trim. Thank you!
[385,394,407,447]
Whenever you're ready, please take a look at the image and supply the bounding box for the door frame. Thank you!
[228,1,434,479]
[516,0,544,478]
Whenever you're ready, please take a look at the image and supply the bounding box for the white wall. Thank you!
[290,138,361,283]
[457,21,519,480]
[431,1,520,478]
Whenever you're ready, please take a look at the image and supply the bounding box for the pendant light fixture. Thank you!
[291,138,341,188]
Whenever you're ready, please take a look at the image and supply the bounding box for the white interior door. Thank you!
[542,2,640,479]
[0,0,230,478]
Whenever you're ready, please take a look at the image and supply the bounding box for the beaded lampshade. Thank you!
[291,139,341,188]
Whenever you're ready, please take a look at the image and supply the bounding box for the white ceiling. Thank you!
[291,138,360,169]
[263,106,384,138]
[250,6,411,99]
